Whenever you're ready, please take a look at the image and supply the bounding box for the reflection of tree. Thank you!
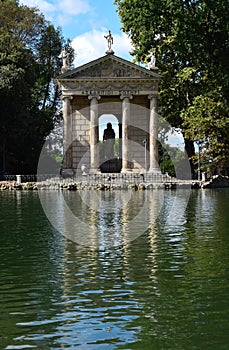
[0,192,65,349]
[3,190,225,348]
[61,190,229,348]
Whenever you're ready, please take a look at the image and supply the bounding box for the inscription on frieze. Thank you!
[82,90,140,96]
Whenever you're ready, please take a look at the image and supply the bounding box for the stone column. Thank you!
[62,95,73,169]
[121,94,133,172]
[88,95,101,173]
[148,94,160,173]
[118,122,122,158]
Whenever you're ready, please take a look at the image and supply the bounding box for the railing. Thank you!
[0,173,179,184]
[0,174,43,182]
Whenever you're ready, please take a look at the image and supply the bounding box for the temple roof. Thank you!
[57,54,162,82]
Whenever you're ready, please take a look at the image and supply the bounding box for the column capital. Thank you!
[148,93,158,100]
[61,95,73,101]
[120,93,133,100]
[88,94,101,101]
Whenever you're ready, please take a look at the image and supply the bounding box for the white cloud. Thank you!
[113,32,133,58]
[20,0,56,13]
[20,0,91,16]
[72,29,106,66]
[59,0,91,15]
[19,1,133,65]
[72,29,133,67]
[55,14,72,27]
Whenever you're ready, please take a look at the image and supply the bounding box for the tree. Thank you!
[0,1,73,174]
[182,96,229,175]
[115,0,229,176]
[0,0,18,3]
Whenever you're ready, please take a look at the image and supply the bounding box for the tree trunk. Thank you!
[184,138,196,179]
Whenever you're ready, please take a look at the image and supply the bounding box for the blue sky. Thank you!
[19,0,131,139]
[20,0,132,66]
[19,0,184,147]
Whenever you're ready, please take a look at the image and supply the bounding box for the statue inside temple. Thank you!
[103,123,115,159]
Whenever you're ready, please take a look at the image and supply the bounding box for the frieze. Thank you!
[62,82,157,92]
[82,90,140,96]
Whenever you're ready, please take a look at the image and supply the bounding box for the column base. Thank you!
[61,169,75,177]
[148,168,161,174]
[121,168,133,173]
[89,168,101,174]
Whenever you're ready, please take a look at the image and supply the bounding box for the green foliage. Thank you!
[114,138,120,156]
[0,0,18,3]
[158,142,185,177]
[0,1,73,174]
[115,0,229,175]
[182,96,229,174]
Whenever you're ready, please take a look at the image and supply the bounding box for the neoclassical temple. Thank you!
[57,37,162,174]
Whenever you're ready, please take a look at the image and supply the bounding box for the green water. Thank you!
[0,189,229,349]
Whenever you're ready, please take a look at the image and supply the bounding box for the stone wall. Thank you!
[72,97,90,172]
[129,97,149,171]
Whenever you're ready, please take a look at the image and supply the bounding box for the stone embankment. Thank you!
[0,181,176,191]
[0,175,228,191]
[201,175,229,188]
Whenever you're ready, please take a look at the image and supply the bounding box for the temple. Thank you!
[57,37,162,175]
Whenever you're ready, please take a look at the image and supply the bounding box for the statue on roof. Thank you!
[59,47,70,73]
[146,49,156,70]
[104,30,114,54]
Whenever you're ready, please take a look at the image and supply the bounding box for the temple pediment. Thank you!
[58,54,162,81]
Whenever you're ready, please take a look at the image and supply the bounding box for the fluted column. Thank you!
[62,95,73,169]
[88,95,101,173]
[121,94,133,172]
[148,94,160,173]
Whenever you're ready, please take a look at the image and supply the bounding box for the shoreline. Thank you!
[0,175,229,190]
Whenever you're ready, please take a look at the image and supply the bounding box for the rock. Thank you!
[67,183,77,191]
[202,175,229,188]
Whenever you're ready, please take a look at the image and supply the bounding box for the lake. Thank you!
[0,189,229,349]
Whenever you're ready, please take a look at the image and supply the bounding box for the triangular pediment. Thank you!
[58,54,162,81]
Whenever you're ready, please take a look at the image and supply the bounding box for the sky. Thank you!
[19,0,133,66]
[19,0,184,146]
[19,0,132,140]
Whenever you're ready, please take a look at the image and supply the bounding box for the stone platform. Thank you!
[0,172,199,191]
